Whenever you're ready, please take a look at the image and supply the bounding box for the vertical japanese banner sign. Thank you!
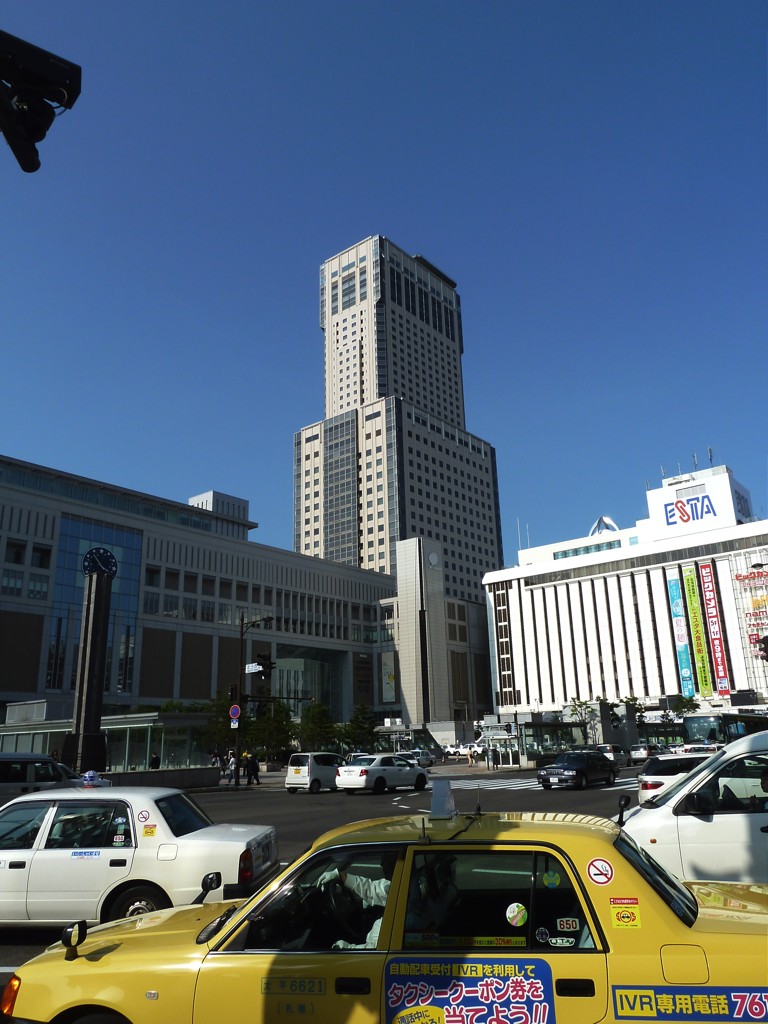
[682,565,713,698]
[381,651,397,703]
[666,573,695,697]
[699,562,730,696]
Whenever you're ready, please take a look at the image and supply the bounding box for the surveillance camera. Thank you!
[0,30,81,171]
[0,30,81,108]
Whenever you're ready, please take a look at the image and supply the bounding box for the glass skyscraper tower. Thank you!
[294,235,503,605]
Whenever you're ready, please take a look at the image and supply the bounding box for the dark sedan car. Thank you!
[537,750,616,790]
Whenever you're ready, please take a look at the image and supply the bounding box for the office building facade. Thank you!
[294,235,504,604]
[484,465,768,715]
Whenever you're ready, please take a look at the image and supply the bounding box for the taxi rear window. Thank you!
[155,793,213,836]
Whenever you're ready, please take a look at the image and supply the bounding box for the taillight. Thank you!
[238,848,254,887]
[640,781,663,790]
[1,976,20,1016]
[360,769,368,777]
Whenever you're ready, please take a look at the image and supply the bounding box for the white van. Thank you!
[284,752,346,794]
[621,731,768,883]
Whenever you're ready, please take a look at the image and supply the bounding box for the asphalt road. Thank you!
[0,762,638,981]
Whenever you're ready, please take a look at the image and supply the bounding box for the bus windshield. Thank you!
[682,711,768,746]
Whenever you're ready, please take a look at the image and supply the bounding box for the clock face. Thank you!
[82,547,118,579]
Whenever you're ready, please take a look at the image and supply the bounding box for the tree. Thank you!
[670,695,700,716]
[338,704,379,753]
[622,696,646,726]
[296,701,338,752]
[249,700,294,762]
[566,699,597,744]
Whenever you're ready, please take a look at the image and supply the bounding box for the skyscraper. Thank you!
[295,235,503,604]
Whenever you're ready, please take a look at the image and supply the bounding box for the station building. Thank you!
[483,464,768,720]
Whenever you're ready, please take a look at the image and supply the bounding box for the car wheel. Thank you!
[387,786,398,792]
[541,783,552,790]
[107,884,171,921]
[605,771,616,786]
[286,787,297,794]
[576,773,587,790]
[372,776,387,795]
[309,779,321,794]
[414,773,427,791]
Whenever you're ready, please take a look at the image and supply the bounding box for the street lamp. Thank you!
[233,613,273,788]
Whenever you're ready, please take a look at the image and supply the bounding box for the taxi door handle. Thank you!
[336,977,371,995]
[8,861,27,869]
[761,826,768,833]
[555,979,596,998]
[109,859,128,867]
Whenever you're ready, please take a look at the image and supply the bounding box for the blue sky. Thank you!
[2,1,766,565]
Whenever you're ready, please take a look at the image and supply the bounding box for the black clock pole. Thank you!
[61,548,117,773]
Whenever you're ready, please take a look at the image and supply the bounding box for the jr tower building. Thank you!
[294,235,504,606]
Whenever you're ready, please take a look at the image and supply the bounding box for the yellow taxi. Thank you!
[2,781,767,1024]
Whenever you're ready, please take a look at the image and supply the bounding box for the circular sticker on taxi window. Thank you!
[542,871,561,888]
[506,902,528,927]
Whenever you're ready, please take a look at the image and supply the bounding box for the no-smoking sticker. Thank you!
[587,858,614,885]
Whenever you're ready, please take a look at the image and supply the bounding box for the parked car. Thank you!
[594,743,630,767]
[443,743,461,756]
[284,752,346,794]
[629,742,670,764]
[537,750,616,789]
[636,751,714,804]
[407,748,435,768]
[335,753,428,794]
[5,794,767,1024]
[0,787,278,925]
[0,753,109,801]
[621,731,768,882]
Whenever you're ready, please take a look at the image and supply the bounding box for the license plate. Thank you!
[548,776,558,783]
[293,768,301,775]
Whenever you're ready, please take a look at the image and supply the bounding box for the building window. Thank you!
[163,595,179,618]
[143,591,160,615]
[1,568,23,595]
[31,545,51,570]
[342,273,356,310]
[4,540,25,564]
[27,574,49,600]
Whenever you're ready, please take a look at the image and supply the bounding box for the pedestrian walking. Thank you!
[226,752,237,785]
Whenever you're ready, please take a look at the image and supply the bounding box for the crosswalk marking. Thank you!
[430,775,637,792]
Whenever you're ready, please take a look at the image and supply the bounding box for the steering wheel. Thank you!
[324,880,365,942]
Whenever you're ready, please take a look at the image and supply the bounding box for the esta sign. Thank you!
[664,494,716,527]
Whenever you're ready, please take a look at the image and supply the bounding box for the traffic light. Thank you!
[0,30,81,172]
[758,636,768,662]
[260,660,277,681]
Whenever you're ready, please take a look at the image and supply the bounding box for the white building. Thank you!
[483,465,768,715]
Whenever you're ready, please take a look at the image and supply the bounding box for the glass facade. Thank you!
[47,515,143,694]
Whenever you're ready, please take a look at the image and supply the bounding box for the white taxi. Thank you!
[0,786,278,925]
[335,753,428,794]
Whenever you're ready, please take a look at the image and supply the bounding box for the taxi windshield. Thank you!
[614,832,697,925]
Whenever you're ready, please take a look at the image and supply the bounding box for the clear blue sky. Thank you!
[2,1,766,564]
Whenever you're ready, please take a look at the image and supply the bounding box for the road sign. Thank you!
[230,720,239,729]
[245,662,263,674]
[229,704,241,719]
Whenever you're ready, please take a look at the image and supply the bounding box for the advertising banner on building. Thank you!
[666,573,695,697]
[381,650,397,703]
[698,562,730,695]
[682,565,713,698]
